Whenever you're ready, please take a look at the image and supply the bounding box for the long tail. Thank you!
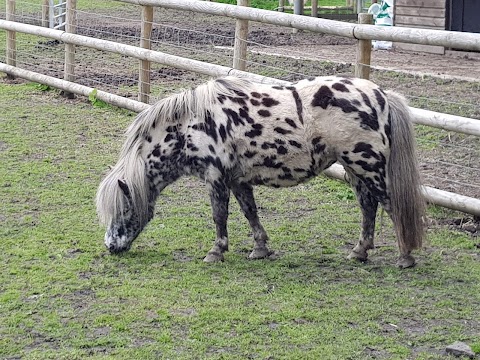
[386,91,426,254]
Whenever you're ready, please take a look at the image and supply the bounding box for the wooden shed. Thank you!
[394,0,480,54]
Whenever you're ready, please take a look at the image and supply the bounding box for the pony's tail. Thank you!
[386,91,426,254]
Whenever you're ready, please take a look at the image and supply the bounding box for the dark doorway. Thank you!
[447,0,480,33]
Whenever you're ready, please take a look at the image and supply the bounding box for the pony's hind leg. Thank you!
[204,179,230,262]
[231,182,272,259]
[377,198,416,269]
[347,176,379,262]
[346,172,416,268]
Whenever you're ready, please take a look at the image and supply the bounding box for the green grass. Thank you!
[1,81,479,359]
[214,0,349,11]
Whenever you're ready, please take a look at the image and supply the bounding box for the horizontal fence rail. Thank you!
[116,0,480,52]
[1,19,479,137]
[411,108,480,137]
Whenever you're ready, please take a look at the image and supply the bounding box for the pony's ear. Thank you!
[118,179,130,198]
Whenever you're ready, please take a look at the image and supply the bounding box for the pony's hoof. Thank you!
[397,255,416,269]
[347,250,368,262]
[248,248,273,260]
[203,251,224,263]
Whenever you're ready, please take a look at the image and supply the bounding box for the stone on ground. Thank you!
[445,341,475,359]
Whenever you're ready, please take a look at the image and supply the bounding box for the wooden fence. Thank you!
[1,0,480,216]
[122,0,480,50]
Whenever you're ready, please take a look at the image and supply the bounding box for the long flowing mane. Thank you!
[95,76,254,227]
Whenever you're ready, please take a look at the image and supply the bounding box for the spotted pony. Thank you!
[96,76,425,268]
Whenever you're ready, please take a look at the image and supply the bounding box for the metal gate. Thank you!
[48,0,67,30]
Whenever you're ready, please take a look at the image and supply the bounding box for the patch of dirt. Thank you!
[436,217,480,237]
[172,249,194,262]
[362,346,390,359]
[0,141,8,152]
[92,326,111,337]
[23,330,59,352]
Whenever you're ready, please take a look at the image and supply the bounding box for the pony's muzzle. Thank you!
[107,243,129,254]
[104,231,131,254]
[106,242,133,254]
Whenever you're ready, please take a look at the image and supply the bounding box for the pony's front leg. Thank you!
[348,180,378,262]
[231,182,272,259]
[204,179,230,262]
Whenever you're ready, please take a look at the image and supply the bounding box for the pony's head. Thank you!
[102,179,147,253]
[96,158,152,254]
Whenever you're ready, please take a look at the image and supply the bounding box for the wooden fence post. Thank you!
[139,5,153,103]
[63,0,76,98]
[233,0,249,71]
[6,0,16,79]
[355,13,373,79]
[311,0,318,17]
[42,0,49,27]
[292,0,303,33]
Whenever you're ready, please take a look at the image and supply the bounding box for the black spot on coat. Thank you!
[218,124,227,143]
[245,124,263,138]
[312,86,334,109]
[312,137,326,154]
[239,107,254,124]
[341,156,353,165]
[274,127,292,135]
[261,142,276,150]
[334,98,358,113]
[258,109,271,117]
[340,79,353,85]
[244,150,257,158]
[262,97,280,107]
[288,140,302,148]
[277,146,288,155]
[332,83,349,92]
[285,118,297,129]
[353,142,380,160]
[373,89,386,111]
[290,88,304,124]
[358,111,379,131]
[223,108,245,127]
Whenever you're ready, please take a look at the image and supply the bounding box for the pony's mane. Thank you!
[96,76,254,227]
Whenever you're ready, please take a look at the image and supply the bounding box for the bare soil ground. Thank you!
[164,9,480,80]
[77,8,480,80]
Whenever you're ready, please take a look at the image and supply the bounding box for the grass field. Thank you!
[213,0,349,10]
[1,79,479,359]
